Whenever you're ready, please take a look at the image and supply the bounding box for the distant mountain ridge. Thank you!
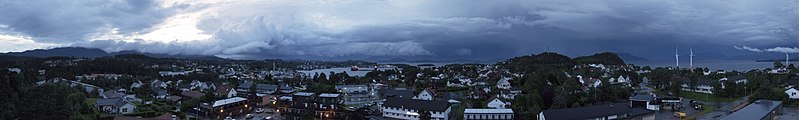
[612,52,647,61]
[0,47,225,60]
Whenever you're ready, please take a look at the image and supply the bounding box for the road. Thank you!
[232,108,280,120]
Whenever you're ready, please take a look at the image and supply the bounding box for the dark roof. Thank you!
[380,88,414,98]
[540,102,642,120]
[382,97,451,112]
[443,92,462,101]
[103,90,124,98]
[168,96,182,102]
[181,91,204,98]
[788,77,799,85]
[629,107,655,117]
[156,89,168,96]
[237,81,278,90]
[629,94,656,101]
[721,100,783,120]
[96,98,128,108]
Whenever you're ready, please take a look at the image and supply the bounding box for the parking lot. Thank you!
[230,108,280,120]
[654,99,718,120]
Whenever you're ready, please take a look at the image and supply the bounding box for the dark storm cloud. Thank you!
[0,0,183,43]
[3,0,799,60]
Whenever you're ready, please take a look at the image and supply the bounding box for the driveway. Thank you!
[777,107,799,120]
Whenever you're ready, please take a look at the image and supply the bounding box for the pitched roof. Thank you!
[96,98,129,108]
[380,88,414,98]
[382,97,451,112]
[721,100,782,120]
[237,81,278,90]
[540,102,645,120]
[212,97,247,107]
[181,91,204,98]
[216,85,232,95]
[319,93,340,98]
[464,109,513,114]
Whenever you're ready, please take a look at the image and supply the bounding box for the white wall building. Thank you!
[497,77,511,89]
[414,89,435,100]
[786,88,799,99]
[487,98,507,109]
[382,97,451,120]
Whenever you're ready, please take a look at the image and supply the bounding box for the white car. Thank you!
[245,114,254,119]
[224,117,235,120]
[256,108,265,113]
[262,116,273,120]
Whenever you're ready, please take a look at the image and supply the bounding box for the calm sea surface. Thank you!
[301,60,786,76]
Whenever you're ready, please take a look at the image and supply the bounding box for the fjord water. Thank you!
[628,60,781,71]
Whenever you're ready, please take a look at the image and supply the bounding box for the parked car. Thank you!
[262,116,272,120]
[224,117,235,120]
[245,114,254,119]
[256,108,265,113]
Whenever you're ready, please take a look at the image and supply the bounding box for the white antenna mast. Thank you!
[675,44,680,68]
[690,47,694,68]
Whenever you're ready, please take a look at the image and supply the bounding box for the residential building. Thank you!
[487,97,508,109]
[538,102,654,120]
[95,98,136,114]
[236,81,278,96]
[379,88,415,99]
[181,90,204,99]
[197,97,251,119]
[721,100,782,120]
[414,89,435,100]
[216,86,237,98]
[335,85,376,105]
[629,94,660,111]
[786,88,799,99]
[463,109,513,120]
[318,93,341,110]
[381,97,451,120]
[497,77,511,89]
[679,78,716,94]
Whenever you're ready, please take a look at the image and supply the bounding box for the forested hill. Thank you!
[498,52,625,72]
[498,52,575,72]
[573,52,626,65]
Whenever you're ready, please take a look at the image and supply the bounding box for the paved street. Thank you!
[654,99,707,120]
[777,107,799,120]
[230,107,280,120]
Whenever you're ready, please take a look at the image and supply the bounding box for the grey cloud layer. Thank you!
[3,0,799,59]
[0,0,183,43]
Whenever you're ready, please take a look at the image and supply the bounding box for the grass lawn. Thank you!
[679,92,737,102]
[84,98,97,105]
[447,104,466,120]
[683,105,716,120]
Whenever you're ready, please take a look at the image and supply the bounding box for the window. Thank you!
[122,108,128,113]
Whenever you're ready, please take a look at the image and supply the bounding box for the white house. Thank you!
[382,97,451,120]
[414,89,435,100]
[95,98,136,114]
[151,79,167,88]
[447,79,466,87]
[497,77,511,89]
[577,75,602,88]
[464,109,514,120]
[680,78,715,94]
[786,88,799,99]
[129,81,143,89]
[487,98,508,109]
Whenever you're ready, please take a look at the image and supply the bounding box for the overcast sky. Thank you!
[1,0,797,60]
